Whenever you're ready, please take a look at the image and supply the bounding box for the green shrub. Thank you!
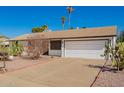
[0,45,9,53]
[104,41,124,70]
[9,41,23,56]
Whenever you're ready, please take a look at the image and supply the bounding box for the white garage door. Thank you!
[64,40,107,59]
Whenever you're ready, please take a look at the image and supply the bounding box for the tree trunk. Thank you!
[68,13,71,29]
[62,24,64,30]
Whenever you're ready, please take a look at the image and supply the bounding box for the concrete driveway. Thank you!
[0,57,105,87]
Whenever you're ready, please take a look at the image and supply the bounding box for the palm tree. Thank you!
[67,6,74,29]
[61,16,66,30]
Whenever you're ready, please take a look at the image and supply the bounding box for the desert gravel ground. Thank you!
[93,62,124,87]
[0,57,104,87]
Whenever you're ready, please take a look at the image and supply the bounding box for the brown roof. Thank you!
[11,33,46,41]
[0,37,9,42]
[12,26,117,41]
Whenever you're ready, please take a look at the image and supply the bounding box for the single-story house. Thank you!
[11,26,117,59]
[0,36,9,46]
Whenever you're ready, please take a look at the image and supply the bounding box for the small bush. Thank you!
[9,41,23,56]
[104,41,124,71]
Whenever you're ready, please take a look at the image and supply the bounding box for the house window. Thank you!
[50,40,61,50]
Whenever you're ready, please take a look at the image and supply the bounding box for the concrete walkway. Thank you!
[0,57,105,87]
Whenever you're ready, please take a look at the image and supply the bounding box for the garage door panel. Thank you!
[65,45,104,50]
[65,40,106,59]
[65,41,105,50]
[65,50,104,58]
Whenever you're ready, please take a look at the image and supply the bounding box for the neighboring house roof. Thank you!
[12,26,117,41]
[0,37,9,42]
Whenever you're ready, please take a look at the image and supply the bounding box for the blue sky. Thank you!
[0,6,124,38]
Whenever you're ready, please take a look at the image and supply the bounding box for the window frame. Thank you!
[50,40,61,50]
